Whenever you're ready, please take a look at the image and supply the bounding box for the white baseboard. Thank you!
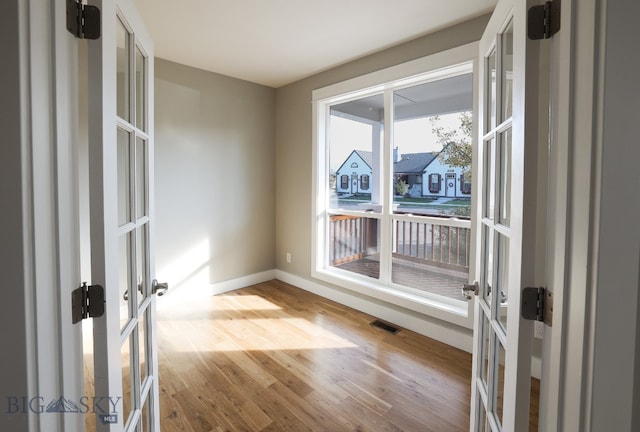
[157,269,276,309]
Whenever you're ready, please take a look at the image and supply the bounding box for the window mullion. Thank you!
[379,89,394,284]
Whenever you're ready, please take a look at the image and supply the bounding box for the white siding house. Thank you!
[393,150,471,198]
[335,150,373,194]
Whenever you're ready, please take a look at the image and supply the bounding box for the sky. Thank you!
[329,111,468,171]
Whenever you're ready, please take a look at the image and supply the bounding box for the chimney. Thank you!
[393,147,399,163]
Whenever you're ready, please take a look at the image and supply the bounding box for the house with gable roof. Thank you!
[334,150,373,194]
[335,147,471,198]
[394,149,471,198]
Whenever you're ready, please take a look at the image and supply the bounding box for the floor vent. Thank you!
[370,320,400,334]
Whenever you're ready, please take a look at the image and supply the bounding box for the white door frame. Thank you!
[0,0,84,431]
[541,1,640,431]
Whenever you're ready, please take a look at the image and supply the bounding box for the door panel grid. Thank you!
[472,7,527,431]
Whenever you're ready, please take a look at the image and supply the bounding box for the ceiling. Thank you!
[131,0,496,88]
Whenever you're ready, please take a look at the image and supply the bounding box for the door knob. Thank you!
[152,279,169,296]
[461,281,479,300]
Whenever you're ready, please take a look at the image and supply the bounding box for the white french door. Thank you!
[88,0,161,431]
[469,0,536,430]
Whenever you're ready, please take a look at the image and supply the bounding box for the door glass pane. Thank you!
[482,226,494,306]
[118,128,131,226]
[136,225,147,307]
[117,18,130,121]
[481,315,491,387]
[135,137,147,218]
[121,336,133,427]
[328,215,380,279]
[494,338,506,429]
[139,313,148,386]
[484,138,496,220]
[119,234,132,329]
[329,94,383,212]
[140,395,150,432]
[478,403,487,432]
[135,46,146,131]
[487,49,497,131]
[496,234,510,332]
[498,129,512,226]
[501,21,514,121]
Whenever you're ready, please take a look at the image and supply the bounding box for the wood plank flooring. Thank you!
[86,279,540,431]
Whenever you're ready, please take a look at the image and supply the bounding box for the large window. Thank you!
[313,47,476,322]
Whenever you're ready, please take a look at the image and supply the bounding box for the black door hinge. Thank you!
[66,0,101,40]
[72,282,105,324]
[528,0,561,40]
[521,287,553,326]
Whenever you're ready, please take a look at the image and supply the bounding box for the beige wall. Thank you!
[275,15,489,277]
[154,59,276,296]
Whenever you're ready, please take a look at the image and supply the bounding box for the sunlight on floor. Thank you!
[159,294,359,352]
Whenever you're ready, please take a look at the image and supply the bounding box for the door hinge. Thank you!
[66,0,101,40]
[521,287,553,326]
[528,0,561,40]
[72,282,105,324]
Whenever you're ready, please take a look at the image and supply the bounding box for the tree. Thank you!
[430,111,472,177]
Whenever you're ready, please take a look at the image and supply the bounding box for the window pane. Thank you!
[135,225,147,307]
[117,18,130,121]
[482,226,494,307]
[329,94,383,212]
[393,76,472,218]
[328,215,379,279]
[135,46,146,131]
[135,136,147,219]
[496,234,509,333]
[117,128,131,226]
[501,21,514,122]
[487,49,497,131]
[484,138,496,220]
[494,338,506,429]
[121,336,133,427]
[481,316,491,388]
[498,129,512,226]
[119,233,131,330]
[391,217,469,299]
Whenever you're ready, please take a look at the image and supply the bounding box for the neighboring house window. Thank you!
[461,173,471,194]
[340,175,348,189]
[351,162,359,168]
[416,175,423,184]
[361,174,370,190]
[429,174,441,193]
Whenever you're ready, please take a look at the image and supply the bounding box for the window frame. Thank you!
[311,43,479,328]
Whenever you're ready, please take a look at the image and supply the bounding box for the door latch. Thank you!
[461,281,479,300]
[152,279,169,296]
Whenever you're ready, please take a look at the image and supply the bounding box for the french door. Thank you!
[88,0,161,431]
[470,0,536,430]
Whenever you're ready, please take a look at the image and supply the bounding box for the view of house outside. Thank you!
[330,110,472,218]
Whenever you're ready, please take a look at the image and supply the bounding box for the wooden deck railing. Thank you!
[328,214,369,265]
[392,216,471,271]
[329,213,471,272]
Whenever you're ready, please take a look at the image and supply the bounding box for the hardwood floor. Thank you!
[85,279,540,431]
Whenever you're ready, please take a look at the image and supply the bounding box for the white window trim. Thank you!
[311,42,479,329]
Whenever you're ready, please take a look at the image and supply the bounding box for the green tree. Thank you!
[430,111,472,177]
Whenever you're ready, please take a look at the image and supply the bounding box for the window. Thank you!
[461,173,472,195]
[429,174,441,193]
[340,175,348,190]
[313,45,476,323]
[361,174,370,190]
